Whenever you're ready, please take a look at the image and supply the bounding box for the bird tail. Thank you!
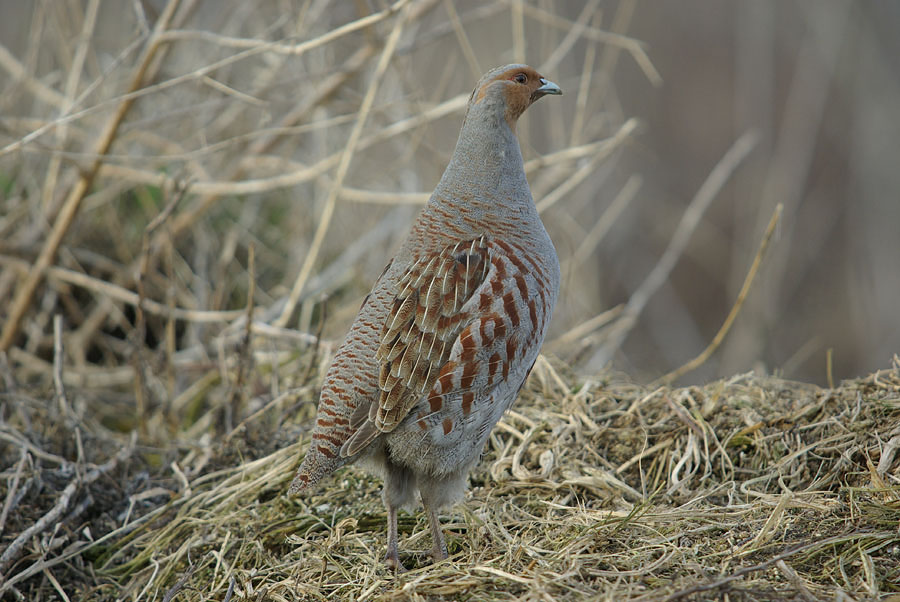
[289,442,345,494]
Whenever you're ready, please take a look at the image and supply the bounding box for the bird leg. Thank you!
[383,503,406,571]
[382,463,413,571]
[424,500,448,562]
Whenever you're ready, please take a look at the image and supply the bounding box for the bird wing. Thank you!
[340,235,494,457]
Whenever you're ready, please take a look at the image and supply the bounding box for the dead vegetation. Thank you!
[1,1,899,601]
[2,353,899,600]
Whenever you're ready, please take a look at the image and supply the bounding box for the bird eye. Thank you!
[513,73,527,84]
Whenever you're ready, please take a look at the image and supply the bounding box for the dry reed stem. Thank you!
[549,304,623,351]
[40,0,99,214]
[443,0,482,80]
[539,0,602,74]
[591,130,760,368]
[569,11,601,148]
[656,203,783,385]
[224,243,256,431]
[510,0,525,63]
[0,255,242,322]
[519,1,661,86]
[0,43,66,108]
[572,173,641,266]
[163,30,378,237]
[723,4,852,373]
[52,314,69,420]
[596,0,640,108]
[0,0,182,352]
[536,117,639,213]
[0,2,396,160]
[276,1,413,328]
[87,122,624,204]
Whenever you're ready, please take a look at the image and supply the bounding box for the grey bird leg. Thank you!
[384,502,405,571]
[382,461,413,571]
[419,471,468,562]
[425,502,448,562]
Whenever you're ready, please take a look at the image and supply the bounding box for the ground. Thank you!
[2,354,899,601]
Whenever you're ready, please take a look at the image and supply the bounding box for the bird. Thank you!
[290,64,562,570]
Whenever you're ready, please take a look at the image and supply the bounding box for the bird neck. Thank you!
[424,101,536,240]
[439,103,527,200]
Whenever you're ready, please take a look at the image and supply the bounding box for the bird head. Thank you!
[467,64,562,130]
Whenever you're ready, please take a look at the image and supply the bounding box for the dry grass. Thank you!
[2,353,899,601]
[2,2,900,601]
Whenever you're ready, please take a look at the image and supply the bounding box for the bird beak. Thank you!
[535,78,562,96]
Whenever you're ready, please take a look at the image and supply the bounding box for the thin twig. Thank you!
[590,131,759,368]
[776,559,819,602]
[569,11,601,147]
[519,2,661,86]
[302,295,328,387]
[133,181,190,426]
[826,347,835,389]
[167,43,376,239]
[660,533,862,601]
[161,564,195,602]
[0,449,28,537]
[655,203,782,385]
[0,3,403,160]
[52,315,69,418]
[0,436,135,584]
[0,42,66,108]
[442,0,481,79]
[536,117,640,213]
[224,244,256,432]
[0,351,15,391]
[275,0,412,328]
[510,0,525,63]
[548,305,623,351]
[0,0,183,352]
[222,575,236,602]
[40,0,100,214]
[572,174,642,266]
[0,255,242,322]
[82,123,618,204]
[539,0,602,73]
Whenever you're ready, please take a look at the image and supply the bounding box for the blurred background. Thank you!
[610,0,900,385]
[0,0,897,390]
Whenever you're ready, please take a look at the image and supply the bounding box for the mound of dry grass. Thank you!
[2,355,898,601]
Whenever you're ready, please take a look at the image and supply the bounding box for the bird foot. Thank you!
[431,545,448,564]
[383,550,407,573]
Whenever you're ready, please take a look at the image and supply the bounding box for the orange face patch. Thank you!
[473,66,545,109]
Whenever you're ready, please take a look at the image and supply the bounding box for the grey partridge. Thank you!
[290,64,562,569]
